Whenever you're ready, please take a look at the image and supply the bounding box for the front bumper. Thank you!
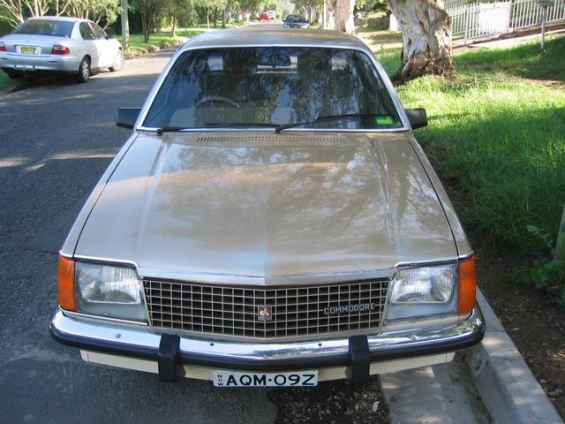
[51,306,485,383]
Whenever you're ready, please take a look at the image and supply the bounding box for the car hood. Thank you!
[74,132,457,284]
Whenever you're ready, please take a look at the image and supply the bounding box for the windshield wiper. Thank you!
[155,123,280,134]
[274,113,379,133]
[157,115,377,134]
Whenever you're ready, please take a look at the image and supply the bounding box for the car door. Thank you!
[78,21,99,66]
[90,22,114,69]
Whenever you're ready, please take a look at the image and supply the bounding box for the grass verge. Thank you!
[395,36,565,253]
[386,34,565,303]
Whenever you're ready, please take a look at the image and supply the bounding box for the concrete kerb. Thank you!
[464,290,564,423]
[123,37,188,60]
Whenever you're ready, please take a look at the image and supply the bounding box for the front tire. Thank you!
[109,50,124,72]
[76,57,90,83]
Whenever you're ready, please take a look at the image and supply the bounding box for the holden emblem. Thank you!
[258,306,273,321]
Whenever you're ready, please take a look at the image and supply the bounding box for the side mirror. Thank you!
[116,107,141,129]
[405,108,428,129]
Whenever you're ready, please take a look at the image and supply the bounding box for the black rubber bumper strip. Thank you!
[158,334,180,382]
[349,335,370,384]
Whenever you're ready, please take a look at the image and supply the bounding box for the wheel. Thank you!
[195,96,240,108]
[76,57,90,83]
[109,50,124,72]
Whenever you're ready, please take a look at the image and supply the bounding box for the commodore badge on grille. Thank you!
[258,306,273,321]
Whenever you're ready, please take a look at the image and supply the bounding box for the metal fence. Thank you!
[446,0,565,40]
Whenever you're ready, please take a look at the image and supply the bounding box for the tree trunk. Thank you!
[334,0,356,34]
[387,0,455,84]
[555,204,565,261]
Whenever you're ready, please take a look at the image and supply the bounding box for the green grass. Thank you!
[124,27,210,56]
[0,70,10,91]
[392,35,565,256]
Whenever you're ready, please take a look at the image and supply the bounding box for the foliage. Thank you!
[58,0,121,24]
[0,0,120,26]
[0,8,13,34]
[163,0,198,35]
[131,0,162,42]
[513,226,565,308]
[196,0,227,28]
[0,0,49,26]
[392,36,565,251]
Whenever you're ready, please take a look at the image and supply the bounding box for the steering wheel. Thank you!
[195,96,240,108]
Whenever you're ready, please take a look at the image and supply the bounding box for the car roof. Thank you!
[25,16,87,23]
[180,27,372,54]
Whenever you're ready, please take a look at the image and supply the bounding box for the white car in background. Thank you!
[0,16,124,83]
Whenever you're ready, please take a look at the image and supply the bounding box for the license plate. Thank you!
[213,370,318,387]
[18,45,38,54]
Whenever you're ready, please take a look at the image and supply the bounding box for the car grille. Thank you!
[143,279,389,340]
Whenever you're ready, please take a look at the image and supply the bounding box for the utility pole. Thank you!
[121,0,130,49]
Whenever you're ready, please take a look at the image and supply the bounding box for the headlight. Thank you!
[75,262,147,322]
[386,264,458,321]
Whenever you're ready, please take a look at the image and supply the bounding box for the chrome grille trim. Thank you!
[143,279,389,340]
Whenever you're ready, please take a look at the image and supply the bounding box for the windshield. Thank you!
[143,47,402,131]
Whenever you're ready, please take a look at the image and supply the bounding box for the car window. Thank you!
[143,47,401,130]
[286,15,306,23]
[79,22,95,40]
[13,19,74,38]
[89,22,107,39]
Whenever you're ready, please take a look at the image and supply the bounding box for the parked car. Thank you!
[51,27,485,387]
[259,12,270,22]
[266,10,276,20]
[283,14,310,29]
[0,16,124,83]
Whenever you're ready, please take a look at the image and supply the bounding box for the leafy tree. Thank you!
[0,0,50,26]
[57,0,120,24]
[291,0,322,22]
[163,0,197,36]
[197,0,227,28]
[386,0,454,83]
[0,0,120,27]
[131,0,163,42]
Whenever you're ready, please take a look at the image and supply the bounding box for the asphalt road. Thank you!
[0,52,279,424]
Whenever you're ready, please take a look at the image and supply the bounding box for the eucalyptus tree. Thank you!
[291,0,323,23]
[198,0,228,27]
[132,0,162,42]
[163,0,197,35]
[330,0,455,83]
[0,0,49,26]
[386,0,454,83]
[0,0,120,26]
[57,0,120,24]
[334,0,355,33]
